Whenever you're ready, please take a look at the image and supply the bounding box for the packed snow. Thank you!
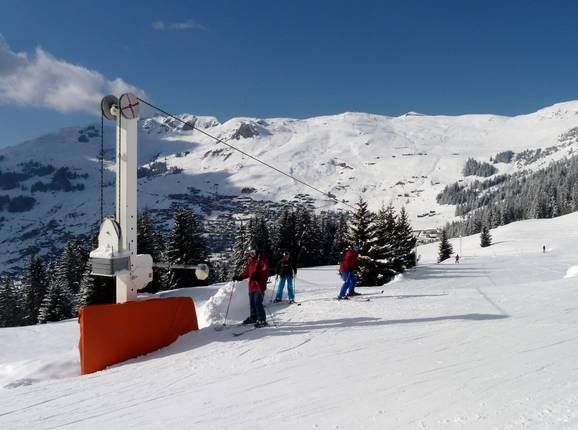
[2,212,578,429]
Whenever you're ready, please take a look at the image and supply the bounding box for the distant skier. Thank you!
[233,247,270,327]
[455,254,460,264]
[338,242,361,300]
[542,245,546,253]
[274,251,297,304]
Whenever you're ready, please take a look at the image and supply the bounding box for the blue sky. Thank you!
[1,0,578,147]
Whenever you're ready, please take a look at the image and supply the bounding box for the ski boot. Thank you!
[273,298,282,303]
[254,320,269,328]
[242,316,256,325]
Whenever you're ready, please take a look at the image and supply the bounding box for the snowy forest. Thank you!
[0,198,416,328]
[441,154,578,237]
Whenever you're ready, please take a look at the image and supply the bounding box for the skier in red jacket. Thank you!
[338,242,360,299]
[233,248,270,327]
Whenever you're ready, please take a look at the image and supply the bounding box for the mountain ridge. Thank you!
[0,100,577,270]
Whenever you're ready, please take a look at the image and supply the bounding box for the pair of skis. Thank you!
[338,289,384,302]
[213,322,243,332]
[353,289,384,298]
[232,324,272,337]
[270,300,302,306]
[214,322,266,336]
[337,297,371,302]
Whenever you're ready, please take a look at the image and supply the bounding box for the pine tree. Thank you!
[164,209,209,289]
[137,210,164,293]
[319,213,338,265]
[294,206,322,267]
[137,210,163,260]
[0,275,22,327]
[38,276,73,323]
[374,204,396,251]
[37,238,87,322]
[40,237,89,315]
[22,255,48,325]
[75,262,115,309]
[232,221,251,278]
[45,260,57,292]
[347,197,377,285]
[273,208,297,261]
[58,237,89,299]
[38,253,76,323]
[395,207,417,270]
[330,213,349,264]
[480,225,492,247]
[371,205,397,284]
[247,214,271,257]
[549,195,560,218]
[211,257,231,283]
[438,229,453,262]
[347,198,374,245]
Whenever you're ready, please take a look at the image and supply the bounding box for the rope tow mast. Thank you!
[90,94,209,303]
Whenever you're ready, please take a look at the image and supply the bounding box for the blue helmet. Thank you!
[351,242,361,250]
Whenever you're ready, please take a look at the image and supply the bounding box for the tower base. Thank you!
[78,297,198,375]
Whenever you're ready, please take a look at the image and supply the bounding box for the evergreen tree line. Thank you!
[462,157,498,177]
[224,205,350,280]
[225,199,416,286]
[0,238,94,328]
[437,174,511,208]
[0,199,420,326]
[491,150,514,164]
[442,155,578,238]
[0,208,210,327]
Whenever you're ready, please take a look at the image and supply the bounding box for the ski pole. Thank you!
[264,300,278,327]
[271,275,279,302]
[222,281,236,327]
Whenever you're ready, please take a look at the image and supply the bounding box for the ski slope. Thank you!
[2,213,578,429]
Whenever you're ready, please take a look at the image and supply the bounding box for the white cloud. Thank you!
[0,34,146,115]
[152,19,207,31]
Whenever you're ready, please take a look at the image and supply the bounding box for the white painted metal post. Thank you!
[115,113,139,303]
[90,94,154,302]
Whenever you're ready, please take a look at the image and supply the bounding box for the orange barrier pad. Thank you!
[78,297,198,375]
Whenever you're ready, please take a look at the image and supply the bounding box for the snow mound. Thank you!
[0,355,79,389]
[0,321,80,390]
[198,281,250,327]
[564,265,578,278]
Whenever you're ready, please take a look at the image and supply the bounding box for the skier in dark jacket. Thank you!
[274,251,297,303]
[338,242,360,299]
[233,248,270,327]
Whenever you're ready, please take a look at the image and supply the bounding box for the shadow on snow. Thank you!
[146,313,509,362]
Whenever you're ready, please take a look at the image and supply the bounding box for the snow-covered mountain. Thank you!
[1,100,578,270]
